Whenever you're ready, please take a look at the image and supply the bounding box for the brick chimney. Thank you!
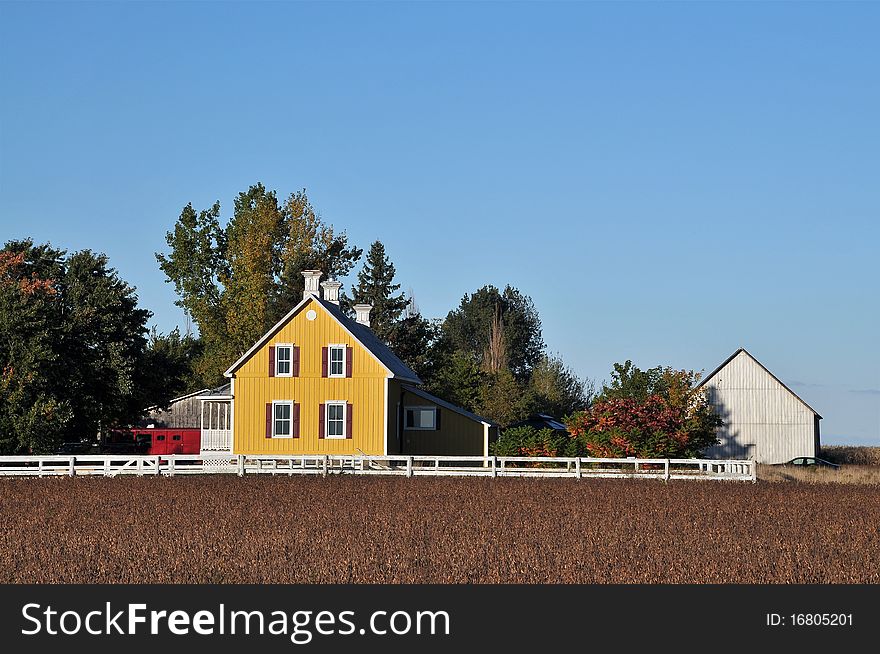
[302,270,322,299]
[353,303,372,327]
[320,278,342,305]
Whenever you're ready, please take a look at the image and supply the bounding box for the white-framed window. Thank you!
[326,401,346,438]
[275,343,293,377]
[273,400,293,438]
[328,344,346,377]
[405,406,437,430]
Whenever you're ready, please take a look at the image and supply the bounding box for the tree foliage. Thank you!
[567,363,721,458]
[442,285,543,381]
[0,240,174,453]
[492,426,578,457]
[157,184,361,383]
[345,241,410,341]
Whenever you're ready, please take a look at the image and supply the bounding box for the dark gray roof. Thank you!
[318,297,422,384]
[198,383,232,398]
[509,414,568,431]
[401,384,497,426]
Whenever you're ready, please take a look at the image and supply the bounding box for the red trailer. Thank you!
[129,428,201,455]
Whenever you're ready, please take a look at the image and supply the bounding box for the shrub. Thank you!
[491,426,580,457]
[566,390,720,459]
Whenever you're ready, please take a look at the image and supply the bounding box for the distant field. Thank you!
[820,446,880,466]
[757,446,880,485]
[1,476,878,584]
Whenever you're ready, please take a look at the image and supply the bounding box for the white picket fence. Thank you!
[0,454,756,481]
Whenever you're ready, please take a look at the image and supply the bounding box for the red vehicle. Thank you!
[119,428,201,455]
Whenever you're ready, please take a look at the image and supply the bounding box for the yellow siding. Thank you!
[232,297,388,455]
[389,381,492,456]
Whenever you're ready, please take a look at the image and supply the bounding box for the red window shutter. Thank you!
[345,346,353,378]
[435,407,441,431]
[346,402,353,439]
[268,346,275,377]
[292,346,300,377]
[292,403,300,438]
[318,403,326,439]
[265,403,273,438]
[321,347,328,378]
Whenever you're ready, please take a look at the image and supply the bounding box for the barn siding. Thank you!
[232,297,387,456]
[702,351,818,464]
[145,395,204,428]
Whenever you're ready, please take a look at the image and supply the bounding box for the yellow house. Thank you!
[205,271,498,457]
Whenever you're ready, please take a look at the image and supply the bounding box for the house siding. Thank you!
[232,297,387,455]
[385,380,495,456]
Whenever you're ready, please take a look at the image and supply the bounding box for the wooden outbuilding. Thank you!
[697,348,821,464]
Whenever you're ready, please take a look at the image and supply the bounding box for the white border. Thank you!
[271,400,294,438]
[327,343,346,378]
[274,343,294,377]
[325,400,347,439]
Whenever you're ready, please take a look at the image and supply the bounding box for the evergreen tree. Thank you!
[346,241,409,340]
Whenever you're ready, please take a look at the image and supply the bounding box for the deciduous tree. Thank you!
[157,184,361,383]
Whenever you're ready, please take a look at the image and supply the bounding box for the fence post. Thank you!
[575,457,581,480]
[169,457,176,477]
[104,458,110,477]
[38,459,44,478]
[69,457,75,477]
[155,456,161,476]
[491,456,497,478]
[664,459,670,481]
[406,456,413,478]
[237,454,245,477]
[322,455,328,478]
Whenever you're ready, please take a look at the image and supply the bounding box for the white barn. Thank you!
[697,348,821,464]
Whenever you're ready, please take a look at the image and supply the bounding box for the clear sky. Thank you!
[1,1,877,444]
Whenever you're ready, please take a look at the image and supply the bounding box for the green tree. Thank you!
[527,354,593,419]
[384,313,441,384]
[567,362,721,458]
[135,328,204,412]
[1,240,155,453]
[345,240,410,340]
[157,184,361,383]
[442,285,543,382]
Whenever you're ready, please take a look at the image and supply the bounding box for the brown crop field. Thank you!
[1,476,879,584]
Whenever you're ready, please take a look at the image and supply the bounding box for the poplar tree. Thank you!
[157,184,362,384]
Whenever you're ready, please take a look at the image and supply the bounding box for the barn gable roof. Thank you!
[696,348,822,419]
[223,294,422,384]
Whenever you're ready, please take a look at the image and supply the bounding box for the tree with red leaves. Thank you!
[566,363,721,458]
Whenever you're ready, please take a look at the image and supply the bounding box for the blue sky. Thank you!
[1,1,877,444]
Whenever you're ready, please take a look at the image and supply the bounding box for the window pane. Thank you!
[330,346,344,375]
[276,346,291,375]
[405,409,414,428]
[327,403,344,437]
[275,403,290,420]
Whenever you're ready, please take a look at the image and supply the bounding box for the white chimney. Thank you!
[353,303,372,327]
[320,278,342,305]
[302,270,322,299]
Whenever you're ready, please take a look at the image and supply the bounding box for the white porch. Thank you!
[200,398,233,453]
